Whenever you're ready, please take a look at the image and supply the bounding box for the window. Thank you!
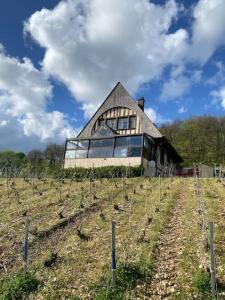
[118,117,129,129]
[114,135,142,158]
[106,118,117,130]
[129,116,136,129]
[114,147,128,157]
[128,147,142,157]
[115,136,142,147]
[66,141,77,150]
[88,147,113,158]
[143,136,154,160]
[90,139,113,147]
[65,150,76,159]
[75,150,88,159]
[77,140,89,149]
[98,119,105,126]
[88,138,114,158]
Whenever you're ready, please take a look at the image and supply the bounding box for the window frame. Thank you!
[129,116,136,129]
[106,118,117,130]
[117,117,129,130]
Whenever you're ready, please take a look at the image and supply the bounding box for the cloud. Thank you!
[211,86,225,109]
[207,61,225,86]
[145,107,171,125]
[190,0,225,64]
[24,0,225,113]
[160,75,191,101]
[177,106,187,114]
[25,0,188,112]
[0,44,75,151]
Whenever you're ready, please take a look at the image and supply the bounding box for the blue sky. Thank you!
[0,0,225,152]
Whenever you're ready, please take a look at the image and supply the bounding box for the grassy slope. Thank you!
[0,177,224,299]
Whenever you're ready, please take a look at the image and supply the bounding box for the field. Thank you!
[0,175,225,299]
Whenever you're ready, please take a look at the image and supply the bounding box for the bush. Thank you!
[0,271,40,300]
[62,165,144,179]
[192,270,211,296]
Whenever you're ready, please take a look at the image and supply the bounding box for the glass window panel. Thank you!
[90,139,113,147]
[106,118,117,130]
[144,136,154,160]
[118,117,129,129]
[116,136,142,147]
[88,147,113,158]
[77,140,89,149]
[75,150,88,159]
[128,147,142,157]
[66,141,77,150]
[99,119,105,126]
[129,116,136,129]
[114,147,128,157]
[65,150,76,159]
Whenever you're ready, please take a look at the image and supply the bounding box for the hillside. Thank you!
[160,115,225,166]
[0,176,225,299]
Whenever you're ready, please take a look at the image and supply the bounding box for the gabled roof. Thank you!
[77,82,162,138]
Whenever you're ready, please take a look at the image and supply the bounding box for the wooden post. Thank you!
[122,173,124,201]
[209,222,217,299]
[24,213,29,272]
[159,174,161,202]
[112,221,116,286]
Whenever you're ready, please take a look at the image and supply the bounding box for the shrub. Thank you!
[0,271,40,300]
[62,165,144,179]
[192,270,211,296]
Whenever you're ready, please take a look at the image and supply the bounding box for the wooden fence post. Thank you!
[159,174,161,202]
[24,212,29,272]
[112,221,116,286]
[209,222,217,299]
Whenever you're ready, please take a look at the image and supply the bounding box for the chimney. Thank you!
[137,97,145,111]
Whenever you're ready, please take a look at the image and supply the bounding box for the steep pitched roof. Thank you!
[77,82,162,138]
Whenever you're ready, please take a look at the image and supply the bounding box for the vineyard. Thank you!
[0,174,225,299]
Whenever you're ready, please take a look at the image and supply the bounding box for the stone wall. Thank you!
[64,156,142,169]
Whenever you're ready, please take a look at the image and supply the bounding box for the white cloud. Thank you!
[190,0,225,64]
[207,61,225,86]
[211,86,225,109]
[24,0,188,112]
[177,106,187,114]
[24,0,225,113]
[1,0,225,151]
[20,111,74,141]
[160,75,191,101]
[145,107,171,125]
[0,44,75,151]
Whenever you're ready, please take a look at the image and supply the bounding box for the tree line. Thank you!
[160,115,225,166]
[0,143,64,172]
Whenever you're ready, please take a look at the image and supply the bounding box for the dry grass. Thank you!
[0,176,224,299]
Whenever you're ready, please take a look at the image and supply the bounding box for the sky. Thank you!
[0,0,225,152]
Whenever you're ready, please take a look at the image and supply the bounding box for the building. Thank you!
[64,82,182,176]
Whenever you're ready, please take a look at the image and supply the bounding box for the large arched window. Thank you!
[92,107,138,135]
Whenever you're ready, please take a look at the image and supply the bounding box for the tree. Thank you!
[160,115,225,166]
[43,143,64,166]
[27,149,43,166]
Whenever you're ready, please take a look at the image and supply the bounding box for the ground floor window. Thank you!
[65,135,143,159]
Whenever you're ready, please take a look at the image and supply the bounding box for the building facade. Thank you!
[64,82,182,176]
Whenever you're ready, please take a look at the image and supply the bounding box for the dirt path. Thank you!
[137,181,186,299]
